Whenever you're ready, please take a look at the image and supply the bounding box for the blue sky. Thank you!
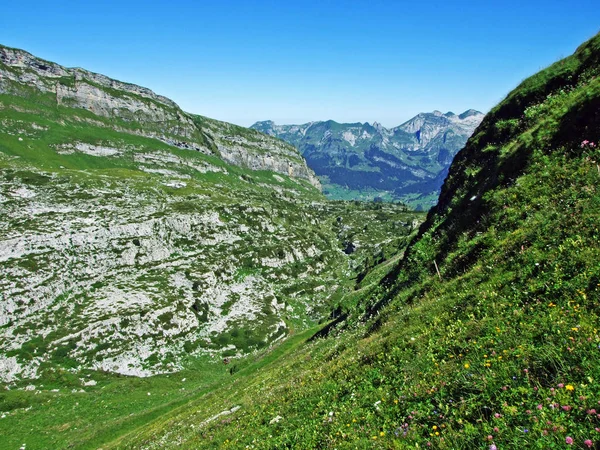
[1,1,598,127]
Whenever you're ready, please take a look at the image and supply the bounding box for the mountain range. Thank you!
[252,109,484,209]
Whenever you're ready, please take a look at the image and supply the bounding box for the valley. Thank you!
[252,110,483,209]
[1,28,599,450]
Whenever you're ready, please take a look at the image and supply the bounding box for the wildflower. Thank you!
[494,413,502,418]
[562,405,572,411]
[464,363,470,369]
[490,445,497,450]
[487,435,493,440]
[380,431,385,437]
[537,404,543,410]
[566,436,574,444]
[588,409,597,415]
[566,384,574,391]
[558,383,565,388]
[584,440,593,448]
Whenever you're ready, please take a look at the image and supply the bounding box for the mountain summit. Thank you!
[251,110,484,209]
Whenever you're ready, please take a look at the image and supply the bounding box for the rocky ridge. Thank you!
[0,44,320,188]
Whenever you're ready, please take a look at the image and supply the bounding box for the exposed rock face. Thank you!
[0,43,422,383]
[252,110,484,208]
[0,47,177,107]
[0,161,414,381]
[197,116,321,189]
[397,110,483,147]
[0,44,320,187]
[0,176,308,378]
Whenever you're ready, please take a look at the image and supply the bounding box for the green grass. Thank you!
[88,32,600,449]
[4,33,600,449]
[0,325,328,450]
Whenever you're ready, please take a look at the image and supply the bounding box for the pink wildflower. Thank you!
[566,436,574,445]
[584,440,593,448]
[558,383,564,388]
[537,404,543,410]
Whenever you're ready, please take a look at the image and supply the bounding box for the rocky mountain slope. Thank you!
[0,44,423,385]
[94,33,600,449]
[0,45,320,188]
[252,109,483,209]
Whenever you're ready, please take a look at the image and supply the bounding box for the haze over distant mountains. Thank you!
[252,110,484,209]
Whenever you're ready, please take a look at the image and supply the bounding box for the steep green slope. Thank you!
[109,33,600,449]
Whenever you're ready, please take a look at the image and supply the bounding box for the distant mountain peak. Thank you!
[372,121,386,133]
[459,109,483,119]
[255,119,276,126]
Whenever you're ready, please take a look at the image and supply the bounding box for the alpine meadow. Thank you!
[0,15,599,450]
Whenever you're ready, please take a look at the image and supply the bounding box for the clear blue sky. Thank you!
[1,1,598,127]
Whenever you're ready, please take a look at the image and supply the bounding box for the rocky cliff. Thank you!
[0,44,320,188]
[0,44,420,382]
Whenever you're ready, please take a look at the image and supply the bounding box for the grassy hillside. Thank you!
[0,46,425,449]
[98,32,600,449]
